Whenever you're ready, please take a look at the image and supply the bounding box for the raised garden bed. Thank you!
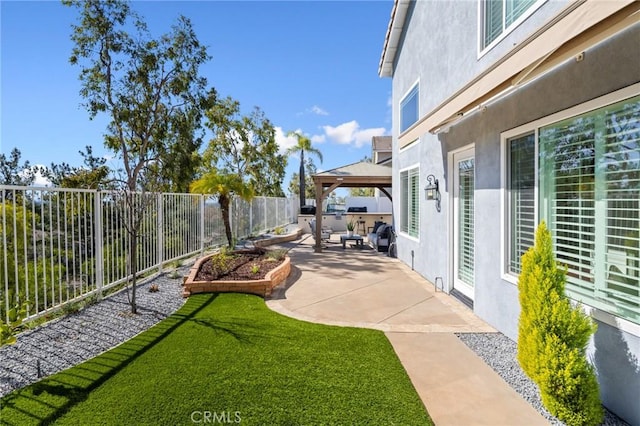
[182,248,291,298]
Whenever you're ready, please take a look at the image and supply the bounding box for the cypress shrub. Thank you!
[517,222,603,425]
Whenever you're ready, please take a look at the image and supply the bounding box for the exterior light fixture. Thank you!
[425,174,441,212]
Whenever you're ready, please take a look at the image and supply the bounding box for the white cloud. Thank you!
[310,105,329,116]
[296,105,329,117]
[322,120,386,148]
[274,126,300,154]
[310,134,326,144]
[323,121,358,144]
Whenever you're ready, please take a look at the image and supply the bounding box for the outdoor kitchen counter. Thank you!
[298,213,392,233]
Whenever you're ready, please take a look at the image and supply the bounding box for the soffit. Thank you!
[379,0,411,78]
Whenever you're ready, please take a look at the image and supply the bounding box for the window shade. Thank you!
[400,171,409,234]
[484,0,504,47]
[540,96,640,323]
[508,133,535,274]
[409,168,420,237]
[400,168,420,238]
[483,0,538,49]
[603,98,640,320]
[506,0,536,26]
[458,159,475,286]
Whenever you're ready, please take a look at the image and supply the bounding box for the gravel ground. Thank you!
[456,332,629,426]
[0,265,190,398]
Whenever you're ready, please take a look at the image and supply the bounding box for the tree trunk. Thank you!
[299,149,305,208]
[125,188,139,315]
[220,195,233,248]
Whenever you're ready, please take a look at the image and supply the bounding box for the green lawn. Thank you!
[1,293,432,425]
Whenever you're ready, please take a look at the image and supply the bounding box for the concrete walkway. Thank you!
[267,235,547,426]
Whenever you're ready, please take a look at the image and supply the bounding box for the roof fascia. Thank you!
[378,0,411,78]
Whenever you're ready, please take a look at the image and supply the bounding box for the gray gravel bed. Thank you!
[456,332,628,426]
[0,266,190,397]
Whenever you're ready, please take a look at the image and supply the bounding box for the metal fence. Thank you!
[1,185,297,323]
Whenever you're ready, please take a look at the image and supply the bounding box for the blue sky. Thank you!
[1,1,392,193]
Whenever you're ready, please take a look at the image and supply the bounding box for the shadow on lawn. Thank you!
[0,294,217,425]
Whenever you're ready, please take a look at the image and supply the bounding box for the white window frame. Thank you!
[477,0,546,58]
[500,129,539,285]
[500,82,640,336]
[399,80,420,135]
[399,164,420,241]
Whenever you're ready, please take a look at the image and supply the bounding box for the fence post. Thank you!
[200,195,205,254]
[94,191,104,300]
[249,199,253,236]
[2,191,9,323]
[229,197,234,242]
[264,197,267,232]
[157,194,164,273]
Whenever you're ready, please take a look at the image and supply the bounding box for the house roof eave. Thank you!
[378,0,411,78]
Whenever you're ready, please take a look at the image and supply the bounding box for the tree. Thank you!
[288,158,317,200]
[285,131,323,208]
[517,222,603,425]
[204,97,286,197]
[46,146,110,189]
[190,171,254,247]
[65,0,215,313]
[0,148,38,190]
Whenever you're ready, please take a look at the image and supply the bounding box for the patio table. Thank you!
[340,234,364,249]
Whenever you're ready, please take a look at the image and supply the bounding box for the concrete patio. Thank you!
[267,234,548,425]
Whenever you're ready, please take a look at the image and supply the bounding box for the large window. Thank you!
[540,96,640,324]
[400,167,420,238]
[400,84,419,133]
[505,94,640,325]
[481,0,540,50]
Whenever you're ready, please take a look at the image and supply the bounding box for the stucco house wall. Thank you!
[388,1,640,423]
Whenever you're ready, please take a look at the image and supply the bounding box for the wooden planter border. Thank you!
[182,254,291,298]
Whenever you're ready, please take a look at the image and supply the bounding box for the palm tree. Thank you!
[286,131,323,208]
[190,171,254,247]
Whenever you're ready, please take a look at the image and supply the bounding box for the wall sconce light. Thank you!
[424,174,441,212]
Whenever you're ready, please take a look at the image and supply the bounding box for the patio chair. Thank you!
[309,219,332,241]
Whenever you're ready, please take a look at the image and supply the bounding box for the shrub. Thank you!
[1,300,29,346]
[266,249,287,261]
[517,222,603,426]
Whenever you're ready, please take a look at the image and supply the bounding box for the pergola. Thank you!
[311,161,392,252]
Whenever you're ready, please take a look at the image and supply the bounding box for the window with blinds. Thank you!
[507,133,535,274]
[458,159,475,286]
[400,167,420,238]
[482,0,540,50]
[400,84,419,133]
[539,96,640,324]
